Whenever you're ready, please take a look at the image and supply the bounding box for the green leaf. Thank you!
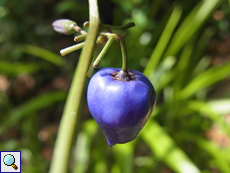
[191,56,211,77]
[144,6,182,77]
[173,42,194,91]
[149,56,176,92]
[188,100,230,137]
[0,91,67,135]
[73,120,98,173]
[151,27,214,92]
[197,139,230,173]
[113,141,135,173]
[141,120,201,173]
[189,27,215,72]
[164,0,222,57]
[0,61,40,76]
[208,99,230,115]
[22,44,64,66]
[178,62,230,99]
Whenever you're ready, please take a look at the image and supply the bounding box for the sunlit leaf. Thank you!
[73,120,98,173]
[0,61,40,76]
[144,6,182,77]
[113,141,135,173]
[173,42,194,91]
[208,99,230,115]
[197,139,230,173]
[178,62,230,99]
[141,121,201,173]
[149,56,176,91]
[164,0,221,57]
[22,44,64,66]
[0,91,67,135]
[188,100,230,137]
[191,56,211,77]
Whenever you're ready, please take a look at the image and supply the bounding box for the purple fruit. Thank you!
[87,67,156,146]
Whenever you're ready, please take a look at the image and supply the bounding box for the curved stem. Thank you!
[93,34,115,67]
[49,0,99,173]
[101,22,135,34]
[120,22,135,31]
[87,37,106,77]
[119,36,128,72]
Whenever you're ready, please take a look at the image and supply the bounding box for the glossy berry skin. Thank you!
[87,67,156,146]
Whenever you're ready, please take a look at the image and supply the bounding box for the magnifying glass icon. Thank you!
[3,154,18,170]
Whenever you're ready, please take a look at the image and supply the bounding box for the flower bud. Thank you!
[52,19,77,35]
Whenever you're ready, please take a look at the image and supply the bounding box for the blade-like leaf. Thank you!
[150,56,176,92]
[113,141,134,173]
[22,44,64,66]
[144,6,182,77]
[188,100,230,137]
[152,27,214,92]
[189,27,215,73]
[0,91,67,135]
[0,61,40,76]
[208,99,230,115]
[178,62,230,99]
[141,120,200,173]
[197,139,230,173]
[73,120,98,173]
[173,42,194,91]
[164,0,222,57]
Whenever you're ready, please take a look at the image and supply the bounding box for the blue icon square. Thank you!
[0,151,21,173]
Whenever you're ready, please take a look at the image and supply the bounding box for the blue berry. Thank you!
[87,67,156,146]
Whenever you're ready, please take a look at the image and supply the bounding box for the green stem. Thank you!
[74,34,87,42]
[49,0,99,173]
[120,22,135,31]
[60,42,85,56]
[73,25,87,35]
[93,34,115,67]
[119,36,128,72]
[87,38,106,77]
[101,22,135,34]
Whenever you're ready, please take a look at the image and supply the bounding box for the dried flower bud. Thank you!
[52,19,77,35]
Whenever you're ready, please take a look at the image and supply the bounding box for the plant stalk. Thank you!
[101,22,135,34]
[93,34,115,67]
[119,36,128,72]
[49,0,99,173]
[60,42,85,56]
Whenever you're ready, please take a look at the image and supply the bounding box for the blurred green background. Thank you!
[1,0,230,172]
